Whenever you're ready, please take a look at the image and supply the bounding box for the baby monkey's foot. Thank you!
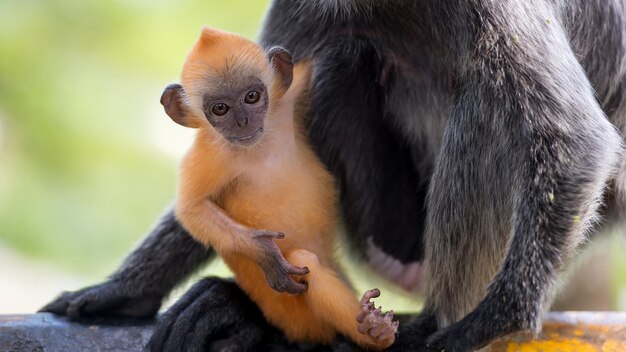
[357,289,399,349]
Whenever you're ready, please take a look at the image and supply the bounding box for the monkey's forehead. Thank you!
[186,27,267,72]
[181,56,272,94]
[181,35,272,89]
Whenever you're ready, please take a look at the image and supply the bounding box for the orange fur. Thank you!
[172,27,395,350]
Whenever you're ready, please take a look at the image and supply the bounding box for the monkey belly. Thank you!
[221,253,337,343]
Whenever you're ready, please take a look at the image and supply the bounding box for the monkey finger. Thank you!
[79,298,122,316]
[360,288,381,305]
[283,262,309,276]
[265,270,308,294]
[284,278,308,294]
[254,230,285,240]
[42,281,162,320]
[39,292,72,314]
[66,298,88,320]
[105,296,162,318]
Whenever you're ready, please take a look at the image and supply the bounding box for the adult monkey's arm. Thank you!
[41,208,214,319]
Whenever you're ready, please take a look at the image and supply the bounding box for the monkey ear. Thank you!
[161,84,196,128]
[268,47,294,91]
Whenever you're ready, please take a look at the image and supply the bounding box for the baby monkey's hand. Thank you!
[252,230,309,294]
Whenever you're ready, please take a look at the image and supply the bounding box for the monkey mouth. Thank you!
[228,128,264,146]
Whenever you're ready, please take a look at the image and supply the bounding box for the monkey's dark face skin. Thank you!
[202,80,268,147]
[160,78,272,148]
[160,44,292,148]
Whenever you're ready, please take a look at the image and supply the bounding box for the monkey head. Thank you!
[160,26,293,147]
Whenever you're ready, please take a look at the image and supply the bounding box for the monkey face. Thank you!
[201,79,268,146]
[160,26,293,148]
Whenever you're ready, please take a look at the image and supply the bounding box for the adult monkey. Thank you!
[43,0,626,351]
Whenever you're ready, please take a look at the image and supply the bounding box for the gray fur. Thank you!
[424,0,624,330]
[44,0,626,350]
[263,0,626,349]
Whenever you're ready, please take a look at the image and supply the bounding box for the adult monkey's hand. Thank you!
[41,209,213,319]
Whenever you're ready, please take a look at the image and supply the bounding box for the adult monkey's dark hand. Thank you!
[41,209,213,320]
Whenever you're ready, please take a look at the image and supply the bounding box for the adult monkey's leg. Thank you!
[395,1,624,351]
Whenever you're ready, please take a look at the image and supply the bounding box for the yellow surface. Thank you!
[488,321,626,352]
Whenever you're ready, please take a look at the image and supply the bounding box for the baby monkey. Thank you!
[160,26,398,350]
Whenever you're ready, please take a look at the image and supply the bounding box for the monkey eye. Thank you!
[211,103,229,116]
[244,91,261,104]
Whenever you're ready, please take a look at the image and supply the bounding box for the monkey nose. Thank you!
[236,115,249,127]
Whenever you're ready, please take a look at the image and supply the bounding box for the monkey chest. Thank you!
[220,169,307,228]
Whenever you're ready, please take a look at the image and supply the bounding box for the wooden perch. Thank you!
[486,312,626,352]
[0,312,625,351]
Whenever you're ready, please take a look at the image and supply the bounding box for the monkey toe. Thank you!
[148,277,272,352]
[359,288,380,307]
[208,338,244,352]
[150,278,228,351]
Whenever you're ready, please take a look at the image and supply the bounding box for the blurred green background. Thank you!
[0,0,624,314]
[0,0,268,275]
[0,0,274,312]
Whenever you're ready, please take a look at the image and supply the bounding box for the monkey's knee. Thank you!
[286,249,321,270]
